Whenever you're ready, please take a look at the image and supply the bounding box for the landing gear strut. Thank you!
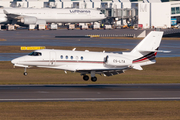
[83,75,89,81]
[24,67,28,76]
[90,71,97,82]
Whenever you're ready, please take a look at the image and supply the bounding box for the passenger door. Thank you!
[49,51,56,65]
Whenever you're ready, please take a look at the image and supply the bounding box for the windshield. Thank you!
[28,52,42,56]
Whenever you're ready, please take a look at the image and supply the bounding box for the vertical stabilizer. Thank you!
[131,31,164,53]
[125,31,164,66]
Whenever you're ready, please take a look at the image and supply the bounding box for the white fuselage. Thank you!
[11,49,132,72]
[4,8,106,23]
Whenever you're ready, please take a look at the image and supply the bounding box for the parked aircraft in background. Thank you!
[11,31,164,82]
[3,8,106,26]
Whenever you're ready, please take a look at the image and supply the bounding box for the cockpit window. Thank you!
[28,52,42,56]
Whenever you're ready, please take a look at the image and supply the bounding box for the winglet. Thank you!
[132,64,143,70]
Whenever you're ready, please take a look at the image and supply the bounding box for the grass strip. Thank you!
[0,101,180,120]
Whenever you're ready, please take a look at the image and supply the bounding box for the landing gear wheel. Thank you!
[24,72,28,76]
[83,75,89,81]
[91,77,97,82]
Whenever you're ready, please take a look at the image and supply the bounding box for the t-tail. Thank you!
[123,31,164,70]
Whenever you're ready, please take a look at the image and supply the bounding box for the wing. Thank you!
[37,65,130,77]
[3,10,23,19]
[3,10,39,25]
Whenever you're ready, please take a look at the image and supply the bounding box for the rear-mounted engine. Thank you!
[104,55,132,67]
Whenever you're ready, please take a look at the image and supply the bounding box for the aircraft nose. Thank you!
[11,58,19,64]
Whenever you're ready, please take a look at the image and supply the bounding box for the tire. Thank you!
[91,77,97,82]
[24,72,28,76]
[83,75,89,81]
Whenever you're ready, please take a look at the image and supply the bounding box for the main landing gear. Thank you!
[82,71,97,82]
[83,75,89,81]
[91,76,97,82]
[83,75,97,82]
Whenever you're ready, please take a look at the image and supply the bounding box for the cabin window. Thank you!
[81,56,83,60]
[71,56,73,60]
[28,52,42,56]
[60,55,63,59]
[66,56,68,59]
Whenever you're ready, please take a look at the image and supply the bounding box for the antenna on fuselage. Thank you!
[72,48,76,51]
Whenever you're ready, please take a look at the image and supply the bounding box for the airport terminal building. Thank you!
[1,0,180,29]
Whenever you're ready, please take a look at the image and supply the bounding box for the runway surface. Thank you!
[0,84,180,102]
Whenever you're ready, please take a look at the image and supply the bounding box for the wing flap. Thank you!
[103,70,124,76]
[76,68,129,76]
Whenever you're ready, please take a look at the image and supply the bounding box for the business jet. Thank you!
[11,31,164,82]
[3,8,106,26]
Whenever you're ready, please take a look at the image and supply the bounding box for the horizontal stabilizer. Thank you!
[132,64,143,70]
[156,50,171,53]
[139,50,171,53]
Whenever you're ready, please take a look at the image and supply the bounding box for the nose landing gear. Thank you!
[23,67,28,76]
[24,72,28,76]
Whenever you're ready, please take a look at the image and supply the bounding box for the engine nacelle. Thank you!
[104,55,132,67]
[20,17,47,25]
[21,17,37,24]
